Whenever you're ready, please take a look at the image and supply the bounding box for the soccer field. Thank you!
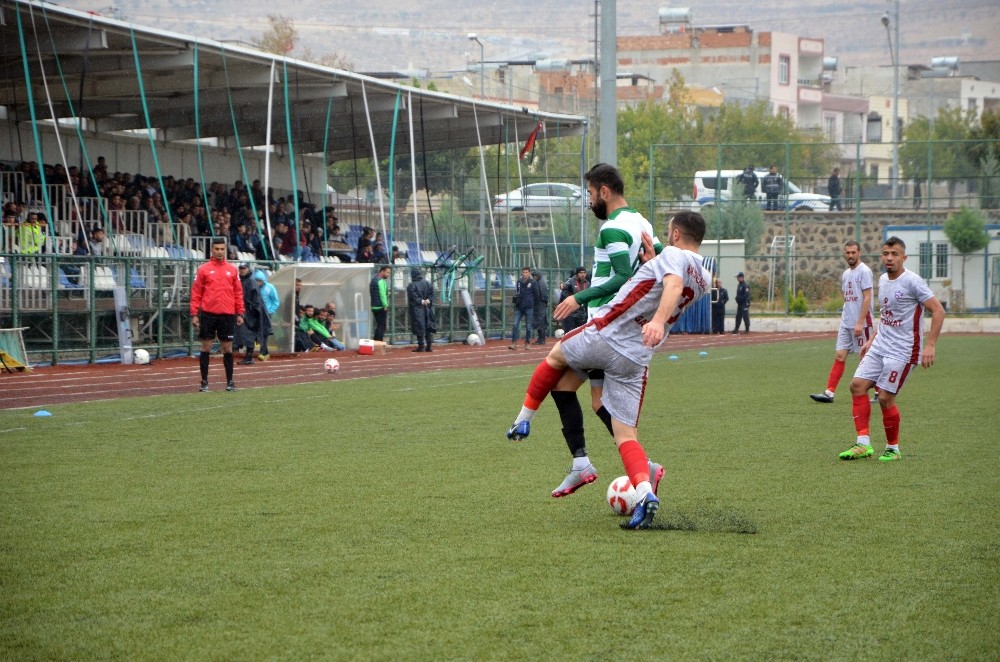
[1,336,998,660]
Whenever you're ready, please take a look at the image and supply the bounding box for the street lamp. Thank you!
[468,33,484,98]
[881,3,900,205]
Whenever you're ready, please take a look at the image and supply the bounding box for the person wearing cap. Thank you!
[234,262,270,365]
[531,269,550,345]
[559,266,590,333]
[406,267,435,352]
[733,271,750,334]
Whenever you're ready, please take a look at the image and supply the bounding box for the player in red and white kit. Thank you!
[810,241,875,403]
[508,211,711,529]
[838,236,945,462]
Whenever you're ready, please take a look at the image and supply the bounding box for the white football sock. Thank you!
[857,435,871,446]
[571,456,591,471]
[514,406,537,425]
[634,480,652,500]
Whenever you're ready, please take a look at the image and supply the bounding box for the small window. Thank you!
[919,242,950,279]
[779,55,790,85]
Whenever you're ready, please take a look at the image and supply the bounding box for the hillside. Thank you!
[65,0,999,74]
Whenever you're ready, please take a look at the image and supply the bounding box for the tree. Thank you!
[966,109,1000,209]
[252,14,297,55]
[943,206,990,311]
[252,14,353,69]
[900,106,978,206]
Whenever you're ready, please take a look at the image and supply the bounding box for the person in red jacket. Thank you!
[190,237,245,392]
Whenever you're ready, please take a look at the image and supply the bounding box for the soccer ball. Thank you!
[553,328,565,339]
[324,358,340,374]
[133,348,150,365]
[606,476,638,516]
[466,333,484,346]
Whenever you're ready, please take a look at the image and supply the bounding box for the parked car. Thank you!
[692,169,831,212]
[494,183,587,212]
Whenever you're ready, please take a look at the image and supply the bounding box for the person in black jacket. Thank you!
[560,266,590,333]
[828,167,843,211]
[509,267,538,350]
[737,164,758,202]
[234,262,270,364]
[733,271,751,334]
[407,268,435,352]
[711,277,729,334]
[762,165,783,211]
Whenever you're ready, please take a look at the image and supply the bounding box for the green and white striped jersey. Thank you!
[589,207,661,309]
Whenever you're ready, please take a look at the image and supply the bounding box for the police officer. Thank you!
[737,164,758,202]
[762,165,784,211]
[733,272,750,334]
[407,267,435,352]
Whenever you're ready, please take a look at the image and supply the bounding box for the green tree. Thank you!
[900,106,978,206]
[943,206,990,311]
[966,109,1000,209]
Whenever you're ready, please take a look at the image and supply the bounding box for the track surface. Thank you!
[0,333,829,411]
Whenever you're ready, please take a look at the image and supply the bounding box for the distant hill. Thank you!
[67,0,999,74]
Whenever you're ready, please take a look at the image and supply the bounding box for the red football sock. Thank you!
[826,359,846,392]
[883,405,900,445]
[523,360,566,411]
[851,394,871,436]
[617,440,650,487]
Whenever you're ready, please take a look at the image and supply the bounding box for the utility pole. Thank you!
[599,0,617,166]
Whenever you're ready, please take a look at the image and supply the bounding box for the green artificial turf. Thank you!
[2,336,998,660]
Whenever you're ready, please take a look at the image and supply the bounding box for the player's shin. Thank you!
[851,394,871,436]
[618,440,651,498]
[516,360,566,423]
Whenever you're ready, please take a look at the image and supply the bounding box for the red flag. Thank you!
[519,121,542,160]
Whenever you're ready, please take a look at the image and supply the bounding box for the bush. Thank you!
[703,203,765,254]
[787,289,808,315]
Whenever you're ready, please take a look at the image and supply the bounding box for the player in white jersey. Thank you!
[838,236,945,462]
[810,241,875,403]
[508,211,710,529]
[507,163,663,499]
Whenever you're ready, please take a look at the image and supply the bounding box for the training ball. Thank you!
[324,358,341,374]
[698,351,708,357]
[607,475,639,516]
[668,355,679,361]
[133,348,150,365]
[553,328,565,339]
[466,333,484,346]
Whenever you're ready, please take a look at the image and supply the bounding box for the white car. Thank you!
[494,183,587,212]
[693,169,831,212]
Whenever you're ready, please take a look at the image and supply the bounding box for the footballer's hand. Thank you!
[192,314,200,328]
[641,320,665,347]
[553,296,581,321]
[638,232,655,264]
[921,344,936,368]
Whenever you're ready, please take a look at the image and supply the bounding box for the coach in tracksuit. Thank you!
[191,237,245,392]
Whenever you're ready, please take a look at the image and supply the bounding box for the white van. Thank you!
[693,169,831,212]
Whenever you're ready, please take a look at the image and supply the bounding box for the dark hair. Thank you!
[210,237,227,246]
[585,163,625,196]
[844,240,860,250]
[669,210,706,244]
[884,236,906,251]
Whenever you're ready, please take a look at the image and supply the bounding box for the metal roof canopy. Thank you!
[0,0,587,163]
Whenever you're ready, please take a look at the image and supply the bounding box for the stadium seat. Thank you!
[58,267,83,290]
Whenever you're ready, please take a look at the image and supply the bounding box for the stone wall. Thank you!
[748,209,999,287]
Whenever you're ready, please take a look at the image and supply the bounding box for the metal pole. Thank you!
[599,0,617,166]
[883,1,901,206]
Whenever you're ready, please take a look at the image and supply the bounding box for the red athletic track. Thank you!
[0,332,830,411]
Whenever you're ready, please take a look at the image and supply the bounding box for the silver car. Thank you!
[494,182,587,212]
